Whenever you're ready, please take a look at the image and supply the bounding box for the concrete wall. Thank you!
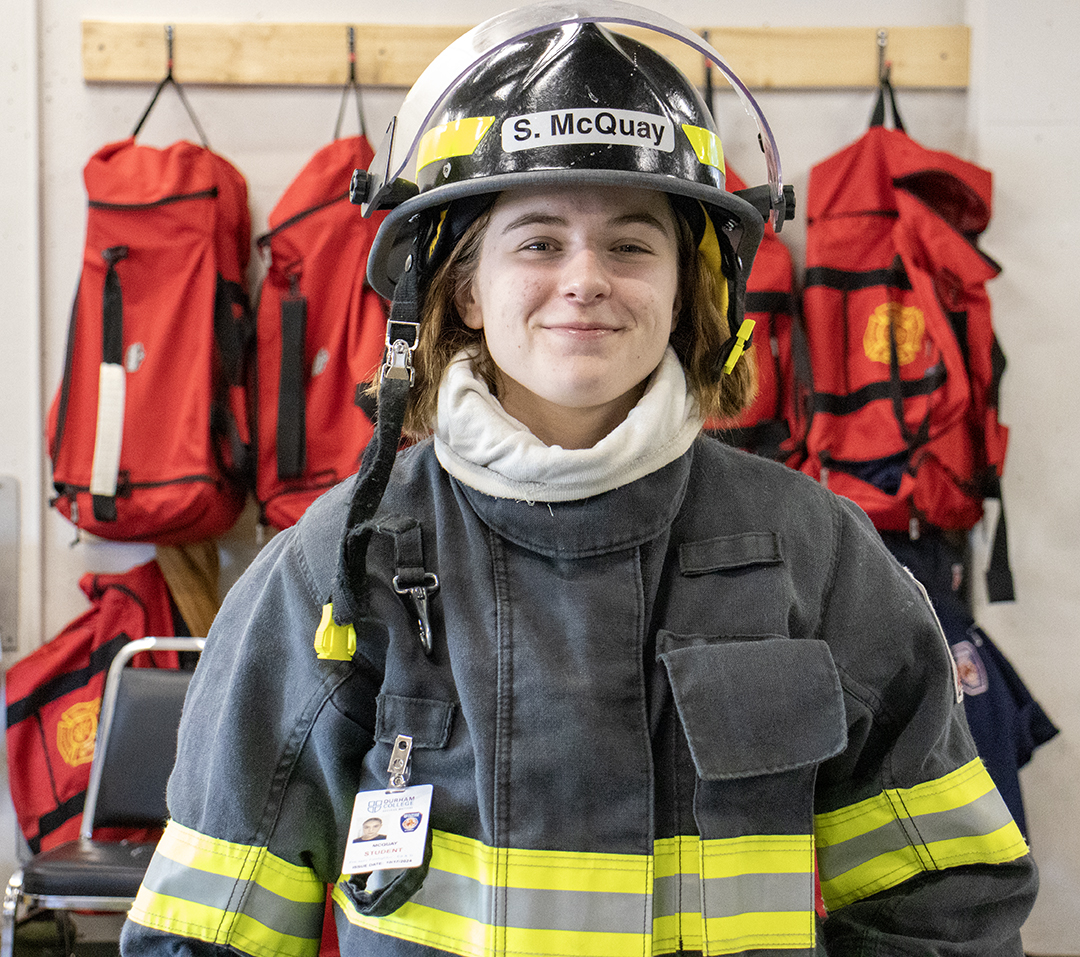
[2,0,1076,950]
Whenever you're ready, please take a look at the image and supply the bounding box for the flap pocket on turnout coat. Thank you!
[658,636,847,780]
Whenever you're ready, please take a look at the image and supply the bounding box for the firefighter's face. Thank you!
[456,184,681,448]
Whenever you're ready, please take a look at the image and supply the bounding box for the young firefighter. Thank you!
[122,3,1038,954]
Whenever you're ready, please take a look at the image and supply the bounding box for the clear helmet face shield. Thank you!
[356,0,789,299]
[361,0,784,222]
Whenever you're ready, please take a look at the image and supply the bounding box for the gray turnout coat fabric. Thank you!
[122,436,1037,956]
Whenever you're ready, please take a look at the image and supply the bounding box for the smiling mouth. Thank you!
[545,324,621,336]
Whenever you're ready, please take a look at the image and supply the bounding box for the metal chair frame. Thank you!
[1,636,203,956]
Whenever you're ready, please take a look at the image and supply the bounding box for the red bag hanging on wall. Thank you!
[705,166,805,465]
[799,80,1013,599]
[253,134,388,530]
[47,74,253,544]
[4,561,180,854]
[800,85,1007,522]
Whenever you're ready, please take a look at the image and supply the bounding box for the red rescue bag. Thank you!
[47,78,253,544]
[706,167,805,465]
[253,134,388,530]
[800,81,1013,599]
[4,561,180,853]
[801,87,1007,519]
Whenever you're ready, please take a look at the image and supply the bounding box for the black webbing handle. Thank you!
[132,26,209,148]
[331,242,421,627]
[277,296,307,480]
[870,75,906,133]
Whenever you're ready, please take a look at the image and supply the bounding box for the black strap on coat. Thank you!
[330,241,421,627]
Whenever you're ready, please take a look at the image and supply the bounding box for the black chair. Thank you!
[1,636,203,956]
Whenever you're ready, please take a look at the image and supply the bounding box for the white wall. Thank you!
[1,0,44,678]
[3,0,1077,951]
[0,0,44,887]
[966,0,1080,948]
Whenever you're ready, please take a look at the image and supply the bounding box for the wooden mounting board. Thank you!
[82,21,970,89]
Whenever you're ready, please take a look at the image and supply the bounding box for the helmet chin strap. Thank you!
[328,240,421,633]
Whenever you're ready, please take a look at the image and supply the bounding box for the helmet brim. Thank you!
[366,166,765,300]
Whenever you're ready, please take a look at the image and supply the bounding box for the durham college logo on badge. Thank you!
[502,109,674,153]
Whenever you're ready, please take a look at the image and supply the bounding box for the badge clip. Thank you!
[388,734,413,791]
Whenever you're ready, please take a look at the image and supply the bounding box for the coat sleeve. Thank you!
[121,491,383,957]
[811,497,1038,954]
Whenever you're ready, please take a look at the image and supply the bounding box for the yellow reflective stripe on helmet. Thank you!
[696,207,731,328]
[427,208,449,260]
[416,117,496,172]
[336,830,814,957]
[816,758,1029,910]
[128,821,325,957]
[682,124,725,172]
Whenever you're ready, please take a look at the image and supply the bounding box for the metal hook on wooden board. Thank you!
[165,24,175,78]
[877,28,891,83]
[132,22,209,147]
[334,24,367,139]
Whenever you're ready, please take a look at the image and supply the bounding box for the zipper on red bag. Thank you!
[88,187,218,211]
[256,190,350,251]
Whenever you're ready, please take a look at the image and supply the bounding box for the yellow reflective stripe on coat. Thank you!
[815,758,1029,910]
[335,830,816,956]
[416,117,496,172]
[127,820,326,957]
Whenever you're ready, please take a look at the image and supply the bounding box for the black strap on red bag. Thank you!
[132,25,208,147]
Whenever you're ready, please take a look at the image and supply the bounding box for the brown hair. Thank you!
[396,197,755,438]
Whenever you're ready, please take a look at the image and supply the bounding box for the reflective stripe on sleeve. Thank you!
[127,820,326,957]
[815,758,1029,910]
[335,830,816,956]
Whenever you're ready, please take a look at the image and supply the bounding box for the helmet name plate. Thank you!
[501,109,674,154]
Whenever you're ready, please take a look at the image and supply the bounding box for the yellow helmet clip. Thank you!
[722,319,756,375]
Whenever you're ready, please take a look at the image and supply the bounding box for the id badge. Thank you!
[342,784,433,875]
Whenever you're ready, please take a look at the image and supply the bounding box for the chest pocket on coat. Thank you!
[374,693,455,750]
[658,635,847,779]
[672,531,799,639]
